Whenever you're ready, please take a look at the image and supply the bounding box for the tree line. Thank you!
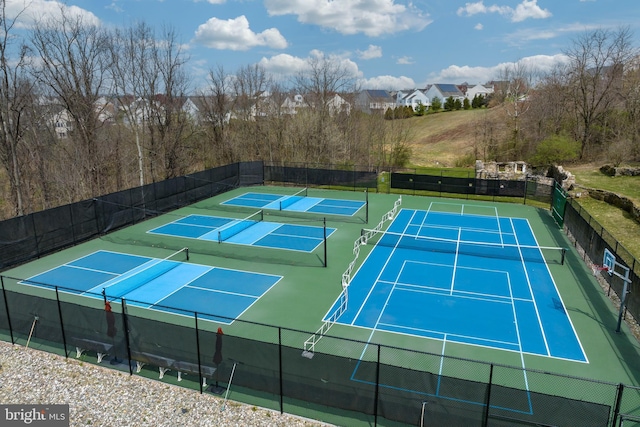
[474,27,640,168]
[0,4,638,220]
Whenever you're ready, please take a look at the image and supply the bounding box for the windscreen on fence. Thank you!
[563,199,640,330]
[0,163,253,271]
[390,172,530,198]
[264,163,377,190]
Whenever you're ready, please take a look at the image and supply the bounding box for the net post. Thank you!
[365,189,369,224]
[561,248,566,265]
[218,231,222,244]
[185,247,190,261]
[323,218,327,268]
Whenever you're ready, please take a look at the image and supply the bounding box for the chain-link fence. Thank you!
[1,162,638,426]
[0,278,626,426]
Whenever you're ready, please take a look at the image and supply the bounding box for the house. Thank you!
[396,88,431,111]
[356,90,396,113]
[51,109,72,139]
[281,94,306,115]
[424,84,466,106]
[464,84,494,101]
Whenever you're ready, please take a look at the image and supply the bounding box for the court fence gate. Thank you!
[0,161,638,426]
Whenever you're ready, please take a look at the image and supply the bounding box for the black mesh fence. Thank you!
[0,162,260,271]
[0,279,627,426]
[0,163,637,426]
[563,199,640,334]
[264,162,378,190]
[389,171,553,205]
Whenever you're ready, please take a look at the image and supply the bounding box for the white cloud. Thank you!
[396,56,414,65]
[474,23,484,30]
[194,0,226,3]
[511,0,552,22]
[358,75,416,90]
[258,50,362,79]
[194,15,288,51]
[457,0,551,23]
[258,54,310,76]
[5,0,101,28]
[506,22,602,44]
[357,45,382,60]
[264,0,432,37]
[424,54,569,85]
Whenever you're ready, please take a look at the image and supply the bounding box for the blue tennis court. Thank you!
[21,250,281,323]
[331,207,586,363]
[148,214,335,252]
[222,191,365,217]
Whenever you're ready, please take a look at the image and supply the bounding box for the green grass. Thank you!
[571,196,640,260]
[571,163,640,205]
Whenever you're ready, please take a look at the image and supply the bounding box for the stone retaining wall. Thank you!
[573,184,640,224]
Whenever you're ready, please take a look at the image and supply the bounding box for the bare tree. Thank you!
[564,27,637,158]
[145,25,191,180]
[498,60,535,158]
[293,54,356,163]
[0,2,33,215]
[30,8,112,196]
[110,21,157,188]
[199,65,235,166]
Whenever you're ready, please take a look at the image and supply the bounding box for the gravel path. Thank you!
[0,341,334,427]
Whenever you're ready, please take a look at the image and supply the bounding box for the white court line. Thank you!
[449,227,462,295]
[351,210,417,325]
[510,217,551,357]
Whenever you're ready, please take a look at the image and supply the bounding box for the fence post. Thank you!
[278,327,284,414]
[194,313,203,394]
[0,276,15,345]
[374,344,381,427]
[121,298,133,376]
[483,364,494,427]
[54,287,68,358]
[611,383,624,427]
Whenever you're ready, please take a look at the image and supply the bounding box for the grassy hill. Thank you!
[403,108,503,168]
[403,109,640,260]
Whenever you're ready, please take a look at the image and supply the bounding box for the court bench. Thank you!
[130,351,216,385]
[71,337,113,363]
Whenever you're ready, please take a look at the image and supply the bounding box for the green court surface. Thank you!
[3,186,640,426]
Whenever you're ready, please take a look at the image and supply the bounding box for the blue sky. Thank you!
[7,0,640,91]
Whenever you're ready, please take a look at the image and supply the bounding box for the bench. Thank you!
[172,361,217,387]
[71,338,113,363]
[130,351,174,379]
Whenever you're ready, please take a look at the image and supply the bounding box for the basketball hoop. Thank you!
[592,265,609,276]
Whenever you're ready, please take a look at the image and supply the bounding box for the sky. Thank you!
[6,0,640,92]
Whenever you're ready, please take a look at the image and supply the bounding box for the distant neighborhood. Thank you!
[47,83,498,139]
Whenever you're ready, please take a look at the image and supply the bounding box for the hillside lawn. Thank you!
[403,110,640,261]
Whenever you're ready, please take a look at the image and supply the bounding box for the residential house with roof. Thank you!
[396,88,431,111]
[355,90,396,113]
[424,84,466,107]
[464,84,494,101]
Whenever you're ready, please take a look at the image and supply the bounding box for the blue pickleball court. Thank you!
[21,250,282,323]
[148,214,335,253]
[221,190,365,217]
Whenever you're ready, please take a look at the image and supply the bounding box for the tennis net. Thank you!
[279,188,307,210]
[361,229,566,265]
[104,247,189,300]
[217,210,263,243]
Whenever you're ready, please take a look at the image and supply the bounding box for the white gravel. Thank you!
[0,341,335,427]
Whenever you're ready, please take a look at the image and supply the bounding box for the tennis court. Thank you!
[333,205,585,362]
[20,249,281,323]
[221,189,365,217]
[147,213,336,252]
[3,182,640,427]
